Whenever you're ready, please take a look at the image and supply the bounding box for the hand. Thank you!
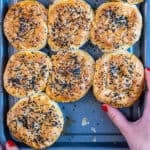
[101,68,150,150]
[0,140,19,150]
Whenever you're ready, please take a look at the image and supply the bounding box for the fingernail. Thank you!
[101,104,108,112]
[6,140,16,147]
[146,68,150,72]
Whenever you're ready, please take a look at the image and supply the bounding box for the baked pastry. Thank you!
[48,0,94,51]
[4,51,51,98]
[93,51,144,108]
[8,0,47,22]
[127,0,143,4]
[108,0,144,5]
[4,0,47,51]
[46,50,95,102]
[7,93,64,149]
[90,2,142,53]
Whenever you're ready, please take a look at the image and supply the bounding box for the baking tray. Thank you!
[0,0,149,149]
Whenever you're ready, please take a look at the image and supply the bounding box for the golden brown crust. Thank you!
[10,0,47,22]
[90,2,142,53]
[46,50,95,102]
[4,51,51,98]
[93,51,144,108]
[7,93,64,149]
[4,0,47,51]
[48,0,94,51]
[127,0,143,4]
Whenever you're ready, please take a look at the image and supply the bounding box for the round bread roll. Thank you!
[48,0,94,51]
[127,0,143,4]
[90,2,142,53]
[4,0,47,51]
[4,51,51,98]
[46,50,95,102]
[93,51,144,108]
[7,93,64,149]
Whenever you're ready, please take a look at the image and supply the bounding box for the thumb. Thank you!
[101,104,132,136]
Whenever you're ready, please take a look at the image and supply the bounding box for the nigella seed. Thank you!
[72,67,80,76]
[114,93,119,97]
[104,9,128,30]
[9,78,21,86]
[18,116,28,128]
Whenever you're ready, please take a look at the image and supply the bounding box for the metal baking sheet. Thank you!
[0,0,149,149]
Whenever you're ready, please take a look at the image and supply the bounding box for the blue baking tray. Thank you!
[0,0,149,149]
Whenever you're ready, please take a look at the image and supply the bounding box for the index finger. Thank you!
[145,68,150,90]
[5,140,19,150]
[142,69,150,119]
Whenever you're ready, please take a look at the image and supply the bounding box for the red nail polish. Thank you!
[147,68,150,72]
[101,104,108,112]
[6,140,16,147]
